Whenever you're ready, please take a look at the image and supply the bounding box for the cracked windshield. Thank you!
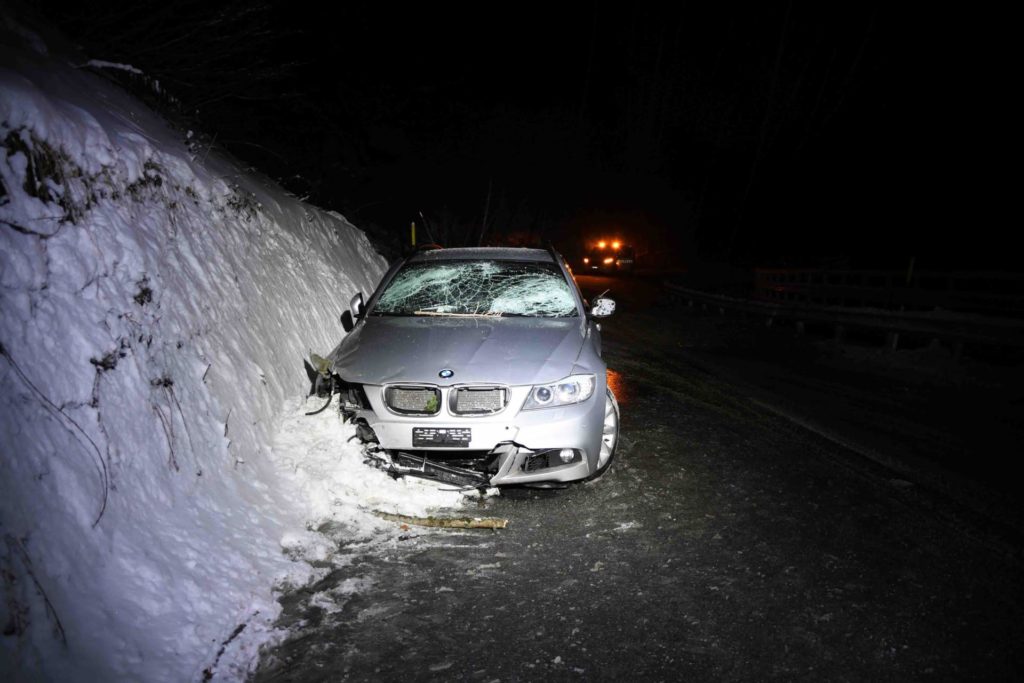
[372,260,578,317]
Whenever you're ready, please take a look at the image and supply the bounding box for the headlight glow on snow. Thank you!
[523,374,595,410]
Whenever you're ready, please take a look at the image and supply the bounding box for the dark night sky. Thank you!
[35,2,1016,269]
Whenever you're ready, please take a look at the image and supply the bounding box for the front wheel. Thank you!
[587,387,620,481]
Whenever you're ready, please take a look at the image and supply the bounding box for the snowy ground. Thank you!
[266,397,470,622]
[0,15,462,682]
[271,396,466,565]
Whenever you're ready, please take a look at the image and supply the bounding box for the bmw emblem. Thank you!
[439,368,454,379]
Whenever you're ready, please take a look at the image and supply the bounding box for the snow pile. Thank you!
[272,398,467,558]
[0,19,460,682]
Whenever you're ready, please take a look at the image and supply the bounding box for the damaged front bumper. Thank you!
[362,441,591,489]
[345,383,605,488]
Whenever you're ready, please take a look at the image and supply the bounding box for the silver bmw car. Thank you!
[325,246,619,488]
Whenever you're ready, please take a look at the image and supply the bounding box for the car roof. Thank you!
[407,247,556,263]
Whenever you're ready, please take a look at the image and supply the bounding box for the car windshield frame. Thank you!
[369,258,580,319]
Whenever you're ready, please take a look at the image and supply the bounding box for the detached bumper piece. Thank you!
[362,441,585,488]
[363,446,492,488]
[395,451,492,487]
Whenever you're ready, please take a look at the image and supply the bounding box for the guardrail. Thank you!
[754,268,1024,319]
[665,282,1024,357]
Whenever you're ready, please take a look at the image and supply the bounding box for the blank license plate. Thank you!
[413,427,471,448]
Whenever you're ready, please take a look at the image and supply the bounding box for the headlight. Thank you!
[522,374,595,410]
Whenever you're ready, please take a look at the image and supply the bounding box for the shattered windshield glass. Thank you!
[372,260,578,317]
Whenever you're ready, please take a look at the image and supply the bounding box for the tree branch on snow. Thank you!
[152,403,179,472]
[202,614,256,681]
[78,60,144,75]
[167,382,200,475]
[0,342,109,527]
[374,512,509,530]
[4,535,68,647]
[150,374,200,474]
[1,218,64,239]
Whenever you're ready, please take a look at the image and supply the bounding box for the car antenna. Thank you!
[417,210,438,244]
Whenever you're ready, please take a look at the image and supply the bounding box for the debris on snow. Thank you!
[374,512,509,530]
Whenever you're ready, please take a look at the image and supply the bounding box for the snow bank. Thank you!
[273,398,472,549]
[0,18,458,682]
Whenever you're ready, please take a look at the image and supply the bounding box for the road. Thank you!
[254,275,1023,681]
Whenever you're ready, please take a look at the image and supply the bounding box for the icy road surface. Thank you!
[255,276,1023,681]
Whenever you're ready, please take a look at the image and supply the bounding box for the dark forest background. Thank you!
[31,1,1014,270]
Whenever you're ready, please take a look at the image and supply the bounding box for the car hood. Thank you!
[328,315,586,386]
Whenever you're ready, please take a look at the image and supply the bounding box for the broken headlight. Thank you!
[522,374,595,410]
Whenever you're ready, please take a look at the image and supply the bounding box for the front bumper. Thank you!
[354,383,605,486]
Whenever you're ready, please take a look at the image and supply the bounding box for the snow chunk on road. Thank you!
[272,398,464,541]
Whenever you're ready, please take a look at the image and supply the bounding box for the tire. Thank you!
[587,386,620,481]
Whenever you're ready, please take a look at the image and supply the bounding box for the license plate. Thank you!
[412,427,471,448]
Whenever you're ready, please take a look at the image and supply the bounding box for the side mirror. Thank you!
[350,292,365,319]
[341,292,365,332]
[589,297,616,318]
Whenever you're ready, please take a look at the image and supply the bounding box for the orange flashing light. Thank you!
[611,240,621,250]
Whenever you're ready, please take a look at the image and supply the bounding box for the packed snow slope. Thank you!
[0,17,459,682]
